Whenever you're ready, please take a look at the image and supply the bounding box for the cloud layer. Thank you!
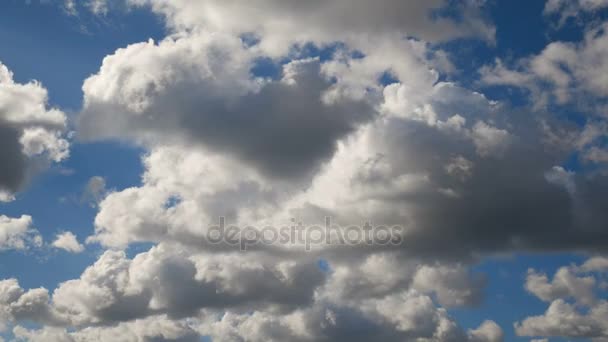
[0,62,69,201]
[3,0,608,341]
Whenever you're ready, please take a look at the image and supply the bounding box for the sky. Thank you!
[1,0,608,341]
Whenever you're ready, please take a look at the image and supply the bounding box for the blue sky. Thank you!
[1,1,608,341]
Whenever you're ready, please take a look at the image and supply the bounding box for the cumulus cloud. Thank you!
[0,215,42,251]
[125,0,495,52]
[0,243,502,341]
[44,244,323,325]
[525,267,596,306]
[516,257,608,339]
[480,22,608,116]
[52,232,84,253]
[412,264,485,307]
[467,320,504,342]
[78,36,375,182]
[581,256,608,272]
[72,16,608,261]
[9,1,608,340]
[0,61,69,201]
[12,314,201,342]
[516,299,608,339]
[0,278,63,331]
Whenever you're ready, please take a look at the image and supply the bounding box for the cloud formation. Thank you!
[52,232,84,253]
[1,243,502,341]
[0,62,69,201]
[0,215,42,251]
[480,22,608,115]
[516,257,608,339]
[5,0,608,341]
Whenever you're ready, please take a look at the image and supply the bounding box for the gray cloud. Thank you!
[0,123,28,196]
[0,242,502,341]
[10,1,608,340]
[0,62,69,201]
[77,35,374,181]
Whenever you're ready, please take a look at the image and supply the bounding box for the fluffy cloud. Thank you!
[78,35,374,182]
[74,13,608,261]
[0,279,63,331]
[12,314,201,342]
[41,244,322,325]
[516,299,608,339]
[525,267,596,306]
[516,257,608,339]
[467,321,504,342]
[0,215,42,251]
[199,302,501,342]
[52,232,84,253]
[480,22,608,115]
[0,62,69,201]
[10,1,608,340]
[412,264,485,307]
[0,243,501,341]
[126,0,494,53]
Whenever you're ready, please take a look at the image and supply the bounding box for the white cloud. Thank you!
[12,314,200,342]
[8,2,608,340]
[516,299,608,339]
[0,215,42,251]
[124,0,494,55]
[0,242,503,341]
[470,121,511,157]
[525,267,596,306]
[0,61,69,201]
[413,264,485,307]
[517,257,608,339]
[77,35,375,182]
[581,256,608,272]
[0,278,63,331]
[468,320,504,342]
[480,22,608,115]
[52,232,85,253]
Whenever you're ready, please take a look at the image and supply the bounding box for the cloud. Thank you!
[0,243,502,341]
[516,299,608,339]
[467,321,504,342]
[81,176,107,207]
[0,279,63,331]
[77,35,375,182]
[525,267,596,306]
[516,257,608,339]
[480,22,608,116]
[198,291,500,342]
[52,232,85,253]
[125,0,494,52]
[9,1,608,340]
[0,61,69,201]
[544,0,608,26]
[12,314,201,342]
[581,256,608,272]
[83,52,608,260]
[412,264,486,307]
[0,215,42,251]
[47,244,323,325]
